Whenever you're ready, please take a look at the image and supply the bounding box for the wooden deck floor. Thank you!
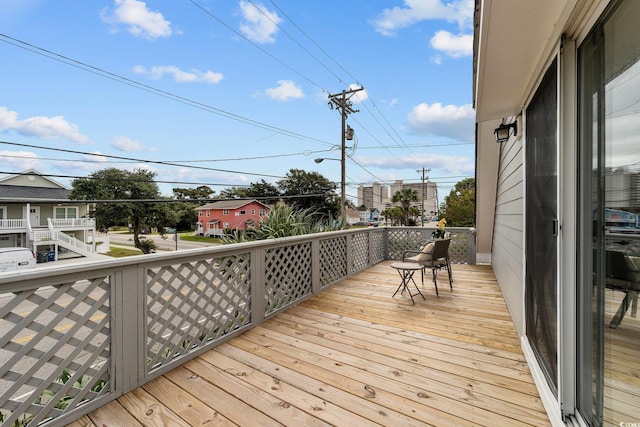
[71,262,550,427]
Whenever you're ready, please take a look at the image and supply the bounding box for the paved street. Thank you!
[105,231,219,252]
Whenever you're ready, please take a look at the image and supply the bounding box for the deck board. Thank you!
[83,262,551,426]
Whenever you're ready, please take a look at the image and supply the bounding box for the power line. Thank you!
[0,141,285,179]
[2,193,336,204]
[266,0,415,161]
[187,0,328,93]
[214,1,424,169]
[0,149,336,165]
[245,0,346,86]
[0,170,251,188]
[268,0,359,85]
[0,33,333,147]
[356,142,473,149]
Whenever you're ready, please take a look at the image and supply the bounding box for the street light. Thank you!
[314,157,345,228]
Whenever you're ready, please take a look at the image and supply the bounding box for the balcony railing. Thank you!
[0,218,95,233]
[48,218,95,229]
[0,219,28,231]
[0,226,475,426]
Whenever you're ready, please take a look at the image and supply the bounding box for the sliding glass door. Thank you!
[578,0,640,424]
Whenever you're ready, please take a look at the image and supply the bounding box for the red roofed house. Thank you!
[195,200,270,237]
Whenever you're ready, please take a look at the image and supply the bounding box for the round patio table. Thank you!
[390,262,426,304]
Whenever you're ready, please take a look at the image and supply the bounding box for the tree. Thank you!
[172,186,215,231]
[243,180,281,204]
[439,177,475,227]
[219,186,247,199]
[391,188,419,226]
[172,185,214,200]
[407,206,421,226]
[277,169,339,219]
[220,180,280,204]
[70,168,178,253]
[381,206,403,226]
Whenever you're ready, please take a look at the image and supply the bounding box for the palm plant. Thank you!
[391,188,419,226]
[221,205,340,243]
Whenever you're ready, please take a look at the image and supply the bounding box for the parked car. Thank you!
[0,247,37,272]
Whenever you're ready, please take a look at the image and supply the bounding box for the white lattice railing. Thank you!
[0,227,475,426]
[386,226,477,264]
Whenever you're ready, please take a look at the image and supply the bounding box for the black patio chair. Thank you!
[403,238,452,296]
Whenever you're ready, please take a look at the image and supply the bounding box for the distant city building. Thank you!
[357,180,439,221]
[357,182,389,213]
[605,168,640,209]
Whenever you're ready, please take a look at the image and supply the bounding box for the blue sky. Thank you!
[0,0,475,203]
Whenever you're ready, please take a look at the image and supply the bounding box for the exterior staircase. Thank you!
[29,219,95,257]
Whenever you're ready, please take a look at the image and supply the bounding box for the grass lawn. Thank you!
[178,233,223,244]
[106,246,143,257]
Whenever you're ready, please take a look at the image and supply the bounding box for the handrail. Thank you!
[49,218,95,228]
[32,222,94,256]
[0,226,475,426]
[0,219,28,230]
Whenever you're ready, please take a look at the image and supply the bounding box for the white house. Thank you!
[0,170,98,260]
[474,0,639,425]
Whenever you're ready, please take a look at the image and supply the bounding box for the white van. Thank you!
[0,247,37,272]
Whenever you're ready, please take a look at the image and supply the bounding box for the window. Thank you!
[0,206,6,220]
[54,206,78,219]
[206,210,210,217]
[223,209,229,215]
[251,209,255,215]
[223,222,229,228]
[239,210,246,215]
[259,209,266,217]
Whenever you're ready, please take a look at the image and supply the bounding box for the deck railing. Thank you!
[0,226,475,426]
[49,218,95,229]
[0,219,27,231]
[31,229,94,256]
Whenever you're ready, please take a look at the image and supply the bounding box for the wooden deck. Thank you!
[71,262,550,427]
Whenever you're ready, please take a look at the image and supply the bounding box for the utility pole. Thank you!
[328,86,364,229]
[417,167,431,226]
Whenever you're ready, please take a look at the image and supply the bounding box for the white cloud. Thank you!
[430,30,472,57]
[372,0,473,36]
[238,0,281,44]
[133,65,223,84]
[264,80,304,101]
[349,84,369,104]
[0,150,43,170]
[110,136,155,152]
[101,0,172,40]
[0,107,89,144]
[407,102,474,142]
[356,153,475,176]
[82,153,109,163]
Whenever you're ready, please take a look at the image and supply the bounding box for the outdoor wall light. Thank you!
[494,121,517,143]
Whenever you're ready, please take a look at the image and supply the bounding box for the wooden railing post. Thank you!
[311,238,321,294]
[250,246,265,325]
[368,229,375,267]
[469,228,477,265]
[112,264,145,395]
[345,232,353,276]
